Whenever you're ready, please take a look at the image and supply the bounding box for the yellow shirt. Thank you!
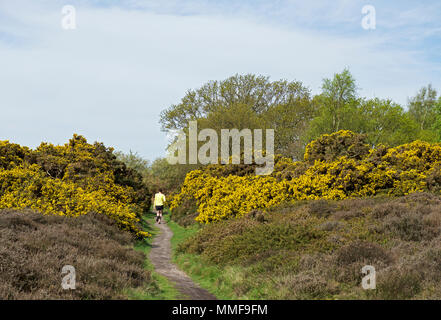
[154,193,166,206]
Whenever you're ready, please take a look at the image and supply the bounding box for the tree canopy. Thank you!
[153,71,441,187]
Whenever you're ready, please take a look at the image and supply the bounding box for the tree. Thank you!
[115,150,195,194]
[160,74,315,158]
[115,150,150,177]
[304,69,359,142]
[262,88,314,159]
[147,158,196,194]
[431,96,441,140]
[408,84,438,131]
[304,70,428,148]
[357,98,421,146]
[320,68,358,132]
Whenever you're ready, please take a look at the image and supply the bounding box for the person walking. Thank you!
[154,189,166,224]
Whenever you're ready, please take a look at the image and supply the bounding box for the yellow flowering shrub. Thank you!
[171,131,441,223]
[304,130,371,163]
[0,140,31,169]
[0,136,151,238]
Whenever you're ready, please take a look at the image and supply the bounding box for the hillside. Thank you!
[0,210,156,299]
[167,131,441,299]
[3,131,441,300]
[173,193,441,299]
[0,136,161,299]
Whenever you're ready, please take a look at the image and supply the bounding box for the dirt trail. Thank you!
[149,221,217,300]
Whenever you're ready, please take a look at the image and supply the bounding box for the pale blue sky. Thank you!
[1,0,440,160]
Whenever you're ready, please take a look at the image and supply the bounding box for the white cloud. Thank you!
[0,1,440,159]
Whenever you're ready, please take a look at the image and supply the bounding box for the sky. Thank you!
[0,0,440,160]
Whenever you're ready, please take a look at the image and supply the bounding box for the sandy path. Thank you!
[149,221,217,300]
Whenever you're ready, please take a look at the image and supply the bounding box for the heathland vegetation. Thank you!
[0,135,151,238]
[173,193,441,299]
[170,130,441,223]
[157,70,441,299]
[165,129,441,299]
[0,135,163,299]
[2,69,441,299]
[157,70,441,191]
[0,210,155,299]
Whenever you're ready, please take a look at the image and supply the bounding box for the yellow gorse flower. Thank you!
[171,132,441,223]
[0,137,150,238]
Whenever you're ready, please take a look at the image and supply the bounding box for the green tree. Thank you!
[147,158,196,194]
[304,70,428,147]
[408,84,438,131]
[304,69,359,142]
[160,74,315,158]
[115,151,193,195]
[319,68,358,132]
[357,98,421,146]
[431,96,441,140]
[115,150,150,177]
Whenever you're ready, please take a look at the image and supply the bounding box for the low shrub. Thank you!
[0,210,154,299]
[385,213,424,241]
[304,130,371,163]
[375,268,422,300]
[169,197,199,227]
[308,199,337,217]
[171,131,441,224]
[334,241,392,267]
[175,194,441,299]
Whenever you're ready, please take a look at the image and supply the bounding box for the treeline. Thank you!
[127,70,440,193]
[115,151,193,194]
[161,70,441,159]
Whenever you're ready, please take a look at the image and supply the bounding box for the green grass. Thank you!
[165,212,200,252]
[128,209,264,300]
[165,212,247,300]
[126,211,181,300]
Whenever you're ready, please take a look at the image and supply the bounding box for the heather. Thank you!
[0,210,156,299]
[175,193,441,299]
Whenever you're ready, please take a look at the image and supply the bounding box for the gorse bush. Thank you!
[171,130,441,223]
[304,130,371,163]
[0,140,32,169]
[0,135,151,238]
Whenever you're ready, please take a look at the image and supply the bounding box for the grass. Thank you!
[126,210,181,300]
[166,211,200,252]
[130,208,299,300]
[171,193,441,300]
[165,212,248,300]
